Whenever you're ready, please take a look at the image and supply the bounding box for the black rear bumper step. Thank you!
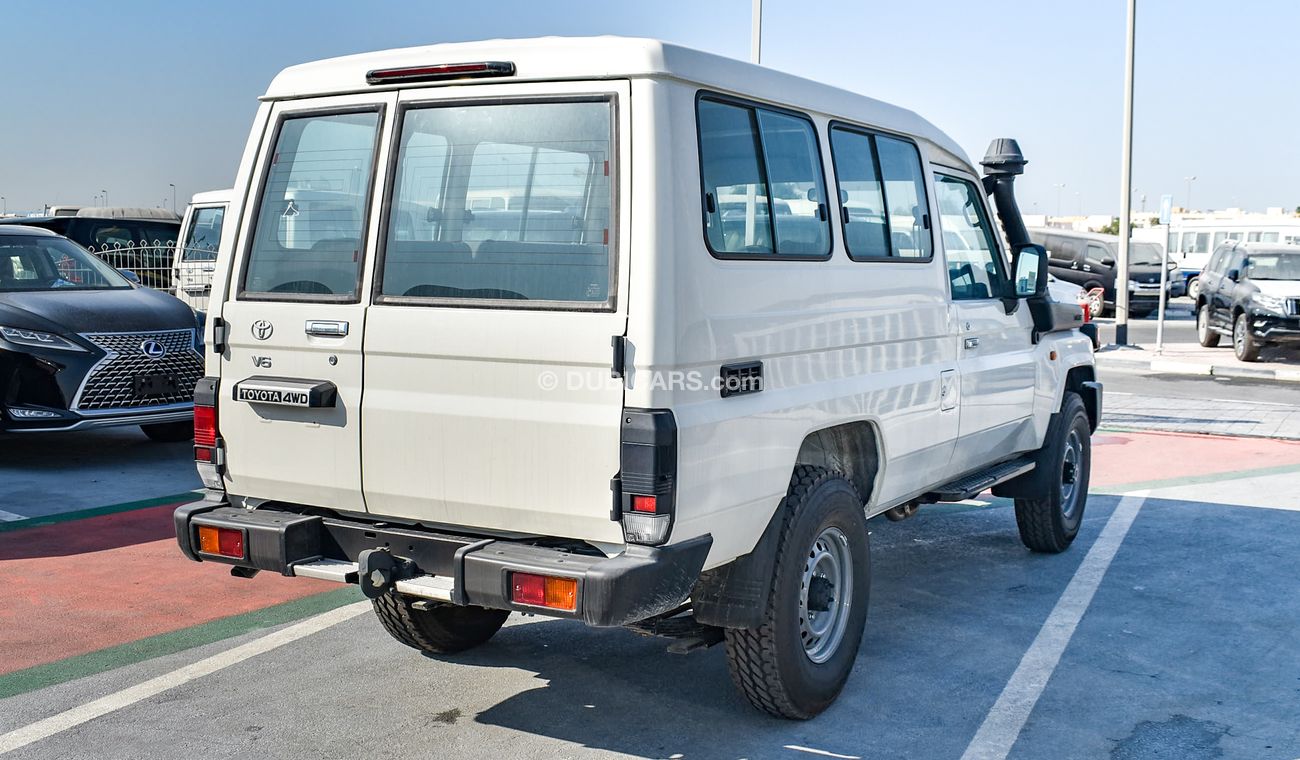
[923,456,1036,503]
[175,500,711,628]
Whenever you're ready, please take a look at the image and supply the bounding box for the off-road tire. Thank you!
[1197,304,1220,347]
[1233,312,1262,362]
[723,466,870,719]
[372,592,509,654]
[140,421,193,443]
[1015,392,1091,553]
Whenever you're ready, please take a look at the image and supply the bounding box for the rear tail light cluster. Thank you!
[617,409,677,546]
[193,377,225,490]
[196,524,245,559]
[510,572,577,611]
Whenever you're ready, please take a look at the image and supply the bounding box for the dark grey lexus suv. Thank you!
[0,225,202,439]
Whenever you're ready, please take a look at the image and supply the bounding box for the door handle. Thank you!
[964,337,980,350]
[305,320,348,337]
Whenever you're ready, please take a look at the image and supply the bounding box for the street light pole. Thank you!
[1115,0,1137,347]
[1054,183,1066,217]
[169,183,176,214]
[1184,176,1196,211]
[750,0,762,64]
[101,189,108,208]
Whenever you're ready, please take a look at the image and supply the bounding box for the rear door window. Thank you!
[698,97,830,258]
[827,127,932,260]
[379,98,614,307]
[242,110,382,299]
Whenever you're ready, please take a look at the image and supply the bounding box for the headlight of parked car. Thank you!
[1254,294,1289,315]
[0,326,88,352]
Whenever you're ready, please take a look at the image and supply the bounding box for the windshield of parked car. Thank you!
[1245,252,1300,280]
[1130,243,1163,266]
[0,235,132,291]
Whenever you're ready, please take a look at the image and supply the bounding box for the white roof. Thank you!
[190,189,232,205]
[264,36,970,166]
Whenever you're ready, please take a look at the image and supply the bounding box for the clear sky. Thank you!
[1,0,1294,216]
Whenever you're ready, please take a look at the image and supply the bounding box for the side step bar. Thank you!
[922,456,1035,503]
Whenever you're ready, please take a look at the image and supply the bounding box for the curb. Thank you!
[1096,353,1300,383]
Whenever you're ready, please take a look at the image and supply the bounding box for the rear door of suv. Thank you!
[217,92,396,510]
[359,80,631,545]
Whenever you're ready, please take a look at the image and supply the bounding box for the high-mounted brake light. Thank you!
[365,61,515,86]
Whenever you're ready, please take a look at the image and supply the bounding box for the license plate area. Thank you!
[134,373,180,398]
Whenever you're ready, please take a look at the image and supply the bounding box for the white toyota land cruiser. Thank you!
[175,37,1101,719]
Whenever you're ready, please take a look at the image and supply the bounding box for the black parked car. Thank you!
[1195,242,1300,362]
[0,226,201,439]
[1029,228,1178,319]
[0,208,180,290]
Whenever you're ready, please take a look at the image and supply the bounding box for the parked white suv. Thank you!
[175,37,1100,719]
[171,190,231,312]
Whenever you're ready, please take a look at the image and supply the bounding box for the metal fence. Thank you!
[83,239,212,311]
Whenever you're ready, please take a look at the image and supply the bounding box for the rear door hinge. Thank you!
[611,335,627,379]
[211,316,228,354]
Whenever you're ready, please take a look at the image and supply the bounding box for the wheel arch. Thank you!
[691,422,880,630]
[1063,364,1099,431]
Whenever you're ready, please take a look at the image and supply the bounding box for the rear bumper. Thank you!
[175,498,712,628]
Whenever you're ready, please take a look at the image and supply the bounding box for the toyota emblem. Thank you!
[251,320,274,340]
[140,339,167,359]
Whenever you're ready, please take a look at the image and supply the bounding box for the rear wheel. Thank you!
[140,421,193,442]
[1197,304,1220,347]
[1187,276,1201,302]
[372,592,509,654]
[724,466,870,719]
[1015,392,1091,554]
[1233,312,1262,362]
[1130,307,1154,319]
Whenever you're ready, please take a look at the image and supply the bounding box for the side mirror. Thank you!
[1012,244,1049,298]
[1226,268,1240,282]
[1100,257,1116,268]
[117,268,140,284]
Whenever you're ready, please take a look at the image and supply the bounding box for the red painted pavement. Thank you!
[4,430,1299,678]
[0,503,333,675]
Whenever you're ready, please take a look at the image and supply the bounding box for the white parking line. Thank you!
[0,601,370,756]
[959,493,1146,760]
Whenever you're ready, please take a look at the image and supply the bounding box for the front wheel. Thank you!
[1015,392,1091,553]
[1197,304,1221,347]
[1233,313,1262,362]
[140,421,193,442]
[724,466,870,720]
[1187,277,1201,302]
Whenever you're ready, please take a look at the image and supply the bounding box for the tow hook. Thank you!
[357,548,415,599]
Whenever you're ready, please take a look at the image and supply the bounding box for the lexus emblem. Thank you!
[251,320,274,340]
[140,339,167,359]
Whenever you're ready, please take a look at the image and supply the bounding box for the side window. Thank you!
[827,126,932,260]
[1205,249,1226,274]
[1086,244,1111,267]
[935,175,1004,300]
[243,110,381,299]
[698,97,830,257]
[1056,238,1080,265]
[181,207,225,262]
[875,136,932,258]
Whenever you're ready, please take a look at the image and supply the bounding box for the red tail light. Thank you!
[194,404,217,447]
[197,525,245,559]
[510,572,577,611]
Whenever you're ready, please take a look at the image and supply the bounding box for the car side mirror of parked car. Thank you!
[1012,244,1049,298]
[1226,268,1240,282]
[117,268,141,284]
[1101,256,1116,268]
